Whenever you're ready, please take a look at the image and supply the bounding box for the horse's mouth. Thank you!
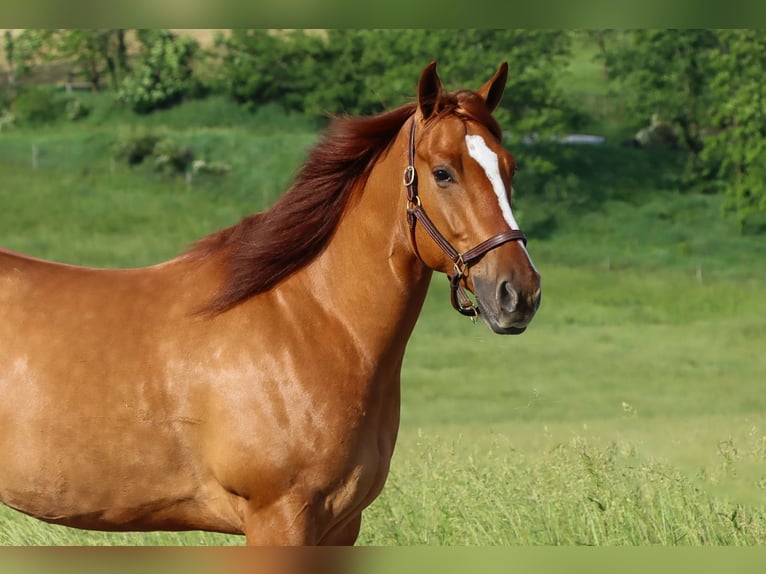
[475,296,530,335]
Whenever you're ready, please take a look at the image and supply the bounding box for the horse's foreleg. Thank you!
[318,513,362,546]
[243,497,318,546]
[242,498,362,546]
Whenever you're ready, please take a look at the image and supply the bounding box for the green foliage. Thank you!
[598,29,718,156]
[215,30,574,136]
[3,29,54,81]
[11,88,91,127]
[113,132,193,175]
[64,97,90,121]
[54,30,129,91]
[12,85,67,125]
[700,30,766,232]
[118,30,201,114]
[214,30,326,114]
[2,30,12,65]
[0,109,15,132]
[151,137,193,175]
[589,29,766,228]
[6,30,128,92]
[113,132,161,165]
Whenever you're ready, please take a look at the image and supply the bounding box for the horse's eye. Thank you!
[433,169,453,186]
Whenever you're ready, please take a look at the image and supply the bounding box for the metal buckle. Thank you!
[403,165,416,187]
[452,253,466,279]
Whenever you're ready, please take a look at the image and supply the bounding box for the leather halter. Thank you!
[404,119,527,317]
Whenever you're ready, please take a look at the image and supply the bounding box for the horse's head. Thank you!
[405,61,541,334]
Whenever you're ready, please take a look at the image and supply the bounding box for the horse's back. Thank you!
[0,247,59,305]
[0,247,165,364]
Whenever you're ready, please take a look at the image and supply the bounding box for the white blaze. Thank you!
[465,134,537,270]
[465,134,519,230]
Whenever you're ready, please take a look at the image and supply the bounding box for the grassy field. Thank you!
[1,63,766,545]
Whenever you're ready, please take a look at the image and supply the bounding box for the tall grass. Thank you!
[360,430,766,545]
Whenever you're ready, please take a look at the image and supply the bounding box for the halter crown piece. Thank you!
[403,119,527,317]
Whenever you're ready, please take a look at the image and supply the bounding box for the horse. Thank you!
[0,61,541,545]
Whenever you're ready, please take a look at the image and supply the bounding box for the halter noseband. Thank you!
[404,119,527,317]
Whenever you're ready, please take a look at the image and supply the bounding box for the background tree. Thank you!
[117,29,201,114]
[599,30,719,162]
[3,30,54,84]
[215,29,573,138]
[6,30,128,92]
[54,30,129,92]
[3,31,16,100]
[214,30,327,114]
[701,30,766,231]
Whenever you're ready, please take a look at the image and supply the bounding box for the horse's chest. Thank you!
[212,375,399,514]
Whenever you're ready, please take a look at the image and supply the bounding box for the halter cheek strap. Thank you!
[403,119,527,317]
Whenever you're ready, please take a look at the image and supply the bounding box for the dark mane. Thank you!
[191,88,501,314]
[190,103,416,313]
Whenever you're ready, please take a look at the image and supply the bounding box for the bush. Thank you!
[65,98,91,122]
[0,109,15,132]
[152,138,193,175]
[13,86,67,126]
[117,30,201,114]
[113,132,162,165]
[0,84,11,111]
[113,132,202,177]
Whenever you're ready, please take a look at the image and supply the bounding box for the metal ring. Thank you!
[460,303,480,316]
[403,165,416,187]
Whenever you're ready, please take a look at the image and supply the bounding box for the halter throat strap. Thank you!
[403,119,527,317]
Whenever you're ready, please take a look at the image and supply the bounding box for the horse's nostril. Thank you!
[498,281,518,314]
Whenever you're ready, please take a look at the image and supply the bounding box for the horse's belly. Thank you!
[3,489,243,534]
[0,451,243,534]
[0,381,242,534]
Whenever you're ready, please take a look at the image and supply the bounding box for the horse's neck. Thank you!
[298,138,433,366]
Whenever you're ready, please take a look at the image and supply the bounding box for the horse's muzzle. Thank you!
[474,275,541,335]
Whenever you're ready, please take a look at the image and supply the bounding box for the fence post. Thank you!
[32,144,38,169]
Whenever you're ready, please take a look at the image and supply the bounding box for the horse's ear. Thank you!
[417,61,443,120]
[476,62,508,113]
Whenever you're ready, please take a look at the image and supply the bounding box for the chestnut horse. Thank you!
[0,62,540,545]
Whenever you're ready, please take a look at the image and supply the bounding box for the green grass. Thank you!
[0,124,315,267]
[0,94,765,545]
[360,428,766,545]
